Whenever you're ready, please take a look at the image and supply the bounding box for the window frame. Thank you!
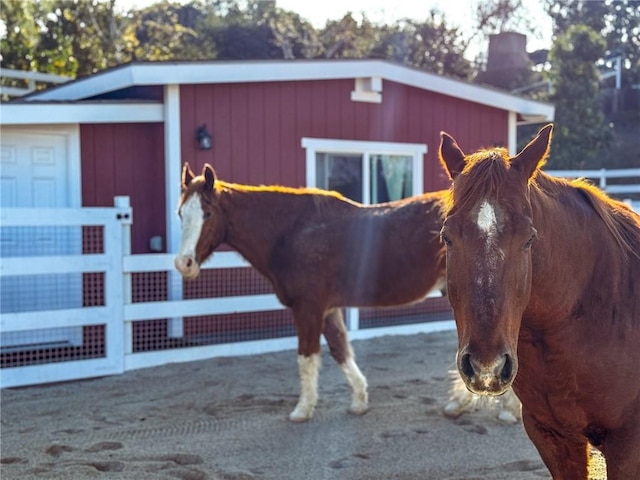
[301,138,427,205]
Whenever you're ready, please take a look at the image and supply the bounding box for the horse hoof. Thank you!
[289,407,313,422]
[289,414,311,423]
[497,410,519,425]
[443,401,464,418]
[348,404,368,416]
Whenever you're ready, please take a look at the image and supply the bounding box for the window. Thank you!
[302,138,426,204]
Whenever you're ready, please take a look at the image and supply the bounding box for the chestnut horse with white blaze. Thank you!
[174,163,451,422]
[439,124,640,479]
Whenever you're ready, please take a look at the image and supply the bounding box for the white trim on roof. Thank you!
[27,60,554,121]
[0,103,164,125]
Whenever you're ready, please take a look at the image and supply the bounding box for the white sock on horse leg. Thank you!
[290,353,321,422]
[497,388,521,424]
[443,370,477,418]
[340,356,368,415]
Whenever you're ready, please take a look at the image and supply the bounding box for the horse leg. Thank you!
[323,308,368,415]
[289,304,323,423]
[443,370,478,418]
[522,408,589,479]
[601,421,640,479]
[497,388,522,424]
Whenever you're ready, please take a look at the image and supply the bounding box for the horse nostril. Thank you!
[500,354,514,383]
[460,353,475,380]
[185,258,193,268]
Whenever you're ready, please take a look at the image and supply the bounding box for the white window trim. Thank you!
[301,137,426,204]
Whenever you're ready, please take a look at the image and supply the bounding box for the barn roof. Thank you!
[23,59,554,123]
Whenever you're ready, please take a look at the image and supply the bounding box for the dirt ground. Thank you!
[1,330,606,479]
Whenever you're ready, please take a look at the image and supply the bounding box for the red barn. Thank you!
[5,59,553,253]
[0,60,554,386]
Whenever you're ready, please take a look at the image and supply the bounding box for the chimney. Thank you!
[476,32,534,91]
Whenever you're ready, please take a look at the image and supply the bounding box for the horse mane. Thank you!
[444,148,512,215]
[216,180,348,200]
[213,180,363,216]
[535,173,640,259]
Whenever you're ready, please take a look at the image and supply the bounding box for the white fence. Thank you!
[2,167,638,389]
[0,68,71,98]
[0,197,452,388]
[0,201,129,387]
[546,167,640,211]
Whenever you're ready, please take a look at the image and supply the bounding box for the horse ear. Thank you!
[181,163,195,190]
[439,132,466,180]
[202,163,217,190]
[511,124,553,181]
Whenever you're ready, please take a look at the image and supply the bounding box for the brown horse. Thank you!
[438,124,640,479]
[174,163,448,422]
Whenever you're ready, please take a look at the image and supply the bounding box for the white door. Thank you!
[1,129,82,349]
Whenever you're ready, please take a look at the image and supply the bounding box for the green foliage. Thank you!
[319,13,380,59]
[1,0,132,77]
[546,0,640,85]
[371,13,473,79]
[544,1,640,169]
[0,0,42,72]
[1,0,471,80]
[547,25,613,169]
[126,2,205,61]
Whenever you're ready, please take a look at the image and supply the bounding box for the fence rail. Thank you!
[546,167,640,196]
[1,198,452,388]
[3,167,638,388]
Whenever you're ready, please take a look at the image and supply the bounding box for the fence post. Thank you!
[599,168,607,190]
[164,84,184,339]
[115,196,133,356]
[345,308,360,332]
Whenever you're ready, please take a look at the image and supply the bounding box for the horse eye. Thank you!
[524,232,537,249]
[203,211,212,219]
[441,233,453,247]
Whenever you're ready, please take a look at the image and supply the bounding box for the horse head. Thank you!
[174,163,226,279]
[438,124,552,396]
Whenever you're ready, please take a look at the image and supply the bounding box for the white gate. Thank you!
[0,200,131,388]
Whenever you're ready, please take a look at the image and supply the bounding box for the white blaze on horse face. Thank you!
[175,193,204,277]
[475,200,503,287]
[477,201,497,235]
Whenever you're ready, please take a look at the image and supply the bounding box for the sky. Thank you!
[114,0,554,58]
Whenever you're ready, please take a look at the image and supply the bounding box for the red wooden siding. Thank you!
[79,79,508,253]
[180,79,508,193]
[80,123,166,254]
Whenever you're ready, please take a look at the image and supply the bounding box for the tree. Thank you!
[125,1,205,61]
[1,0,133,78]
[319,13,381,59]
[317,11,471,79]
[546,0,640,85]
[37,0,128,76]
[372,12,472,79]
[470,0,542,67]
[546,25,612,169]
[0,0,42,72]
[545,0,639,170]
[266,6,321,59]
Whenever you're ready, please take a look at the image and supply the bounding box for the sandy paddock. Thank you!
[1,330,605,479]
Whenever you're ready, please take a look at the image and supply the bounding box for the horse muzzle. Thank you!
[174,254,201,279]
[457,349,516,396]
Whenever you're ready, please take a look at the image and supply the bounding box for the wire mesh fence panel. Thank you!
[359,296,453,329]
[0,204,128,387]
